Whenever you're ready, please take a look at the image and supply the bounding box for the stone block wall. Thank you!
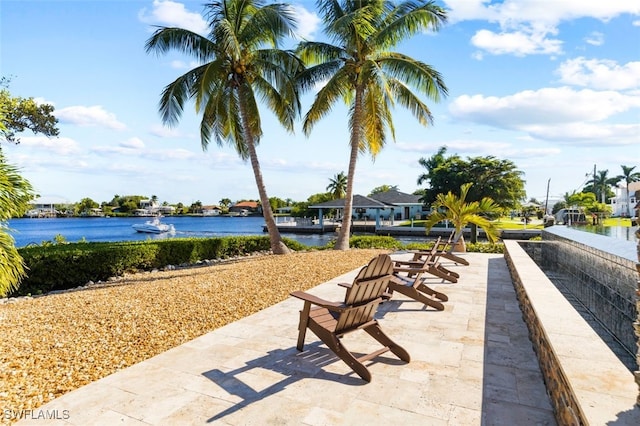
[541,229,638,358]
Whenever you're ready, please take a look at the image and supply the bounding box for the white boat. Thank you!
[132,217,175,234]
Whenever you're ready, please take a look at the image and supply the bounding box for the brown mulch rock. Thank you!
[0,249,388,421]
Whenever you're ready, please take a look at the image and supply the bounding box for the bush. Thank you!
[11,236,296,297]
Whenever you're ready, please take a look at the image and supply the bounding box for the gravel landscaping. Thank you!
[0,249,388,422]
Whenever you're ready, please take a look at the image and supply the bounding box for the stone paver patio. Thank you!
[17,253,556,425]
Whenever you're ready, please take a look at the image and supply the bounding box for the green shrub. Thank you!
[11,236,289,297]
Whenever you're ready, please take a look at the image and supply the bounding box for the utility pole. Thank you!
[544,178,550,214]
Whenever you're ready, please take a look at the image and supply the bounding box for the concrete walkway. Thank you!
[18,253,556,425]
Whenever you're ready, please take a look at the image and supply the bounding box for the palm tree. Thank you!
[586,170,618,204]
[615,165,640,217]
[297,0,448,250]
[424,183,500,250]
[326,171,347,199]
[0,151,34,296]
[145,0,303,254]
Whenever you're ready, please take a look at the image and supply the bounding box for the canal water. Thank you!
[7,216,336,248]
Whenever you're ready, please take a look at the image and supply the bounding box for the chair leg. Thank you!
[313,326,372,382]
[296,301,311,351]
[416,281,448,302]
[364,323,411,363]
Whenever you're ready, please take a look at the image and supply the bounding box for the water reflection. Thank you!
[573,225,639,242]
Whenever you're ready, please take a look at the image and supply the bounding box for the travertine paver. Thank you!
[16,253,555,425]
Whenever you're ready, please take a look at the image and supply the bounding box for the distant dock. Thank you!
[264,219,541,240]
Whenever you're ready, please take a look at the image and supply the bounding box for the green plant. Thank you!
[424,183,501,247]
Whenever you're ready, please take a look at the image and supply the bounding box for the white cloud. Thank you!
[292,5,320,40]
[449,87,640,144]
[56,105,126,130]
[18,136,80,155]
[471,28,562,56]
[121,137,146,150]
[445,0,640,57]
[138,0,208,34]
[556,57,640,90]
[584,31,604,46]
[150,124,184,138]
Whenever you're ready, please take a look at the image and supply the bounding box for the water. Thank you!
[7,216,336,248]
[573,225,639,242]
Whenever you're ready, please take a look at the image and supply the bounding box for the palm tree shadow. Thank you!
[202,343,373,422]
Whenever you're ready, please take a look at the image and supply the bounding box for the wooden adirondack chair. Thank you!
[412,231,470,266]
[387,248,451,311]
[400,242,460,284]
[291,254,410,382]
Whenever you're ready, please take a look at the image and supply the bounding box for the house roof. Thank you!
[369,190,422,205]
[310,195,388,209]
[232,201,259,209]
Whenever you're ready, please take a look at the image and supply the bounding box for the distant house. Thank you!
[609,181,640,217]
[25,196,69,218]
[202,205,222,216]
[230,201,260,215]
[369,190,426,220]
[310,190,426,227]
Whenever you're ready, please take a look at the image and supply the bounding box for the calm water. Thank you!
[574,225,639,242]
[7,216,336,248]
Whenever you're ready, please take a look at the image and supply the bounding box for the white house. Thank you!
[609,181,640,217]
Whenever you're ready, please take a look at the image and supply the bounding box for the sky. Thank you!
[1,0,639,208]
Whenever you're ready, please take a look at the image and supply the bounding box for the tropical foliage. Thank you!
[417,146,525,209]
[0,151,34,296]
[326,171,347,199]
[585,169,619,204]
[423,183,501,245]
[0,78,59,144]
[145,0,303,254]
[297,0,448,250]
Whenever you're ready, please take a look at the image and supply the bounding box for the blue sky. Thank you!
[1,0,639,208]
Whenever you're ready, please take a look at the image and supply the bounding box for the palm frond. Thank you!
[145,27,217,62]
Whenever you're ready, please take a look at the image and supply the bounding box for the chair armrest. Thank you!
[395,260,423,266]
[290,291,345,311]
[394,266,427,275]
[338,282,353,289]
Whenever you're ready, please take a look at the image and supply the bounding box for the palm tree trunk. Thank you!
[239,101,290,255]
[334,88,364,250]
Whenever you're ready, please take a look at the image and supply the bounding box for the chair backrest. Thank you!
[337,254,394,333]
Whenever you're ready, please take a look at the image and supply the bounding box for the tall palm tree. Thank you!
[423,183,500,250]
[615,165,640,217]
[145,0,303,254]
[297,0,448,250]
[0,151,34,296]
[587,170,618,204]
[326,171,347,199]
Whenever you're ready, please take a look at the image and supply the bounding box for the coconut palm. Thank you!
[326,171,347,199]
[145,0,303,254]
[586,170,619,204]
[424,183,501,249]
[0,151,34,296]
[615,165,640,217]
[297,0,448,250]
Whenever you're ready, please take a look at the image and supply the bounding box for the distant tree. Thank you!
[0,78,59,144]
[586,170,618,204]
[151,195,158,204]
[369,185,399,196]
[417,147,525,209]
[0,151,34,296]
[568,192,597,209]
[189,200,203,214]
[269,196,287,212]
[219,198,232,209]
[291,192,333,217]
[145,0,303,255]
[326,172,347,199]
[615,165,640,217]
[75,197,99,215]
